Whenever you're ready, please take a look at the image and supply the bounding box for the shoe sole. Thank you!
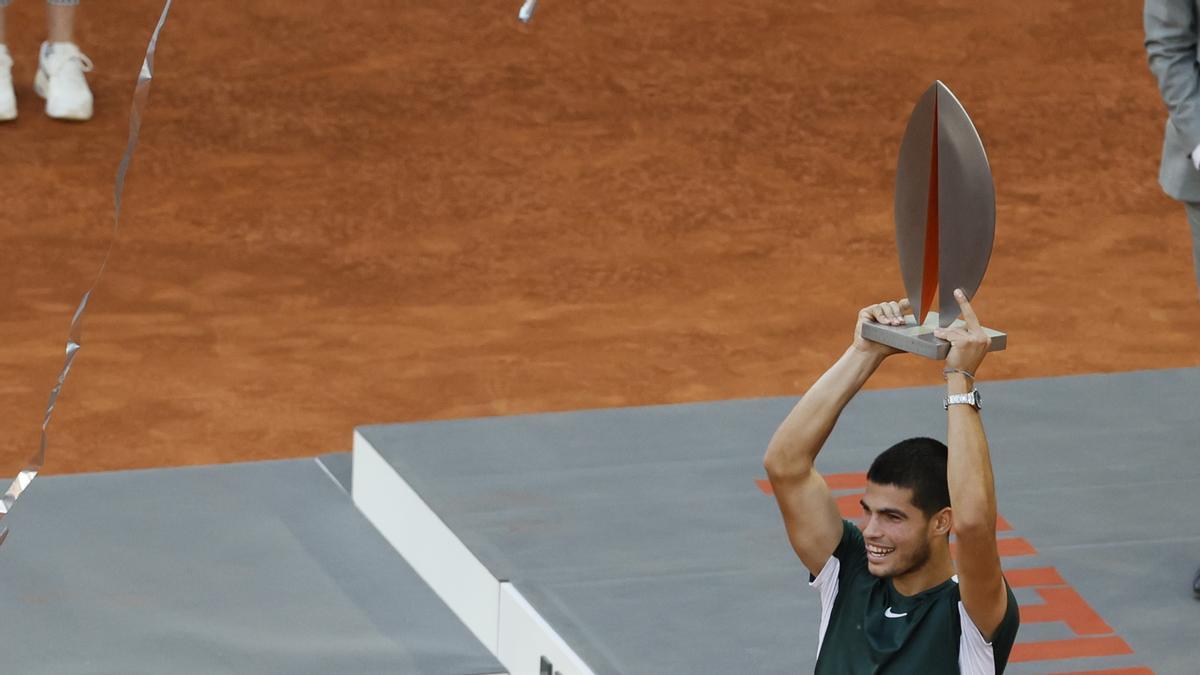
[34,67,93,121]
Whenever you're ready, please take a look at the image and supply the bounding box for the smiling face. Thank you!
[860,481,951,579]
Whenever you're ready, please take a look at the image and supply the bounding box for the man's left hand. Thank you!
[932,289,991,375]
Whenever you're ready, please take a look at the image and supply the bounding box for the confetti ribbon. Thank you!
[0,0,174,547]
[519,0,539,23]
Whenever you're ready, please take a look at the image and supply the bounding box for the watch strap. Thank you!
[943,389,981,410]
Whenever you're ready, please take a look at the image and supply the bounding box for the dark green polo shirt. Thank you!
[809,520,1020,674]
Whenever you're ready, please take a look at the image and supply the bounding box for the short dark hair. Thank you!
[866,437,950,517]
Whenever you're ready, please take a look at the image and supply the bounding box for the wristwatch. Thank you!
[943,388,982,411]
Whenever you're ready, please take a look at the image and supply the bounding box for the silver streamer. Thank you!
[519,0,539,23]
[0,0,174,547]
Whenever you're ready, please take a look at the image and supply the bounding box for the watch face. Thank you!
[971,390,982,409]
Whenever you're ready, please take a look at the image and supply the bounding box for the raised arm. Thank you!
[1145,0,1200,149]
[933,290,1008,640]
[764,299,908,575]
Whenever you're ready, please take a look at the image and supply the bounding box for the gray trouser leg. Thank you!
[1184,202,1200,297]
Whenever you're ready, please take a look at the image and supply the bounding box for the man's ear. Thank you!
[931,507,953,537]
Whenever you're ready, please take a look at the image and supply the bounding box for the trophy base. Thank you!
[861,311,1007,360]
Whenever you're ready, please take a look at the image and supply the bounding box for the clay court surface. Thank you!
[0,0,1197,476]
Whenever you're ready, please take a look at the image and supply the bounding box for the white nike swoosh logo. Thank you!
[884,607,908,619]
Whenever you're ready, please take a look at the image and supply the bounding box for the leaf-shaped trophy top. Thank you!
[894,81,995,328]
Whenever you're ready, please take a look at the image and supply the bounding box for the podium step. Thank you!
[0,458,505,675]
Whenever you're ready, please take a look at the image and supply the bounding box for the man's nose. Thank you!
[861,515,879,539]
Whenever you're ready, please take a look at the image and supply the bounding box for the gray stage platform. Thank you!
[0,458,505,675]
[354,368,1200,675]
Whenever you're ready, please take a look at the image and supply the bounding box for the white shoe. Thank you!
[34,41,93,121]
[0,45,16,122]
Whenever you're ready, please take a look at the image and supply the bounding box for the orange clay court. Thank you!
[0,0,1196,475]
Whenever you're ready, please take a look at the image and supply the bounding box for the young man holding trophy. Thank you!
[763,291,1020,673]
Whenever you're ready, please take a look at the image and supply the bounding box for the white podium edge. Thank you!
[351,430,596,675]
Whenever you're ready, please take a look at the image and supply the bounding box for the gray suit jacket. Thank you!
[1146,0,1200,202]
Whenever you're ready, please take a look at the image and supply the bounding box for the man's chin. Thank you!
[867,558,894,578]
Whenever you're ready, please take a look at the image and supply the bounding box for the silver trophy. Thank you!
[861,81,1008,360]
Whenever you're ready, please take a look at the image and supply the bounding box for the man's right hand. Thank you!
[767,299,910,574]
[852,298,911,358]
